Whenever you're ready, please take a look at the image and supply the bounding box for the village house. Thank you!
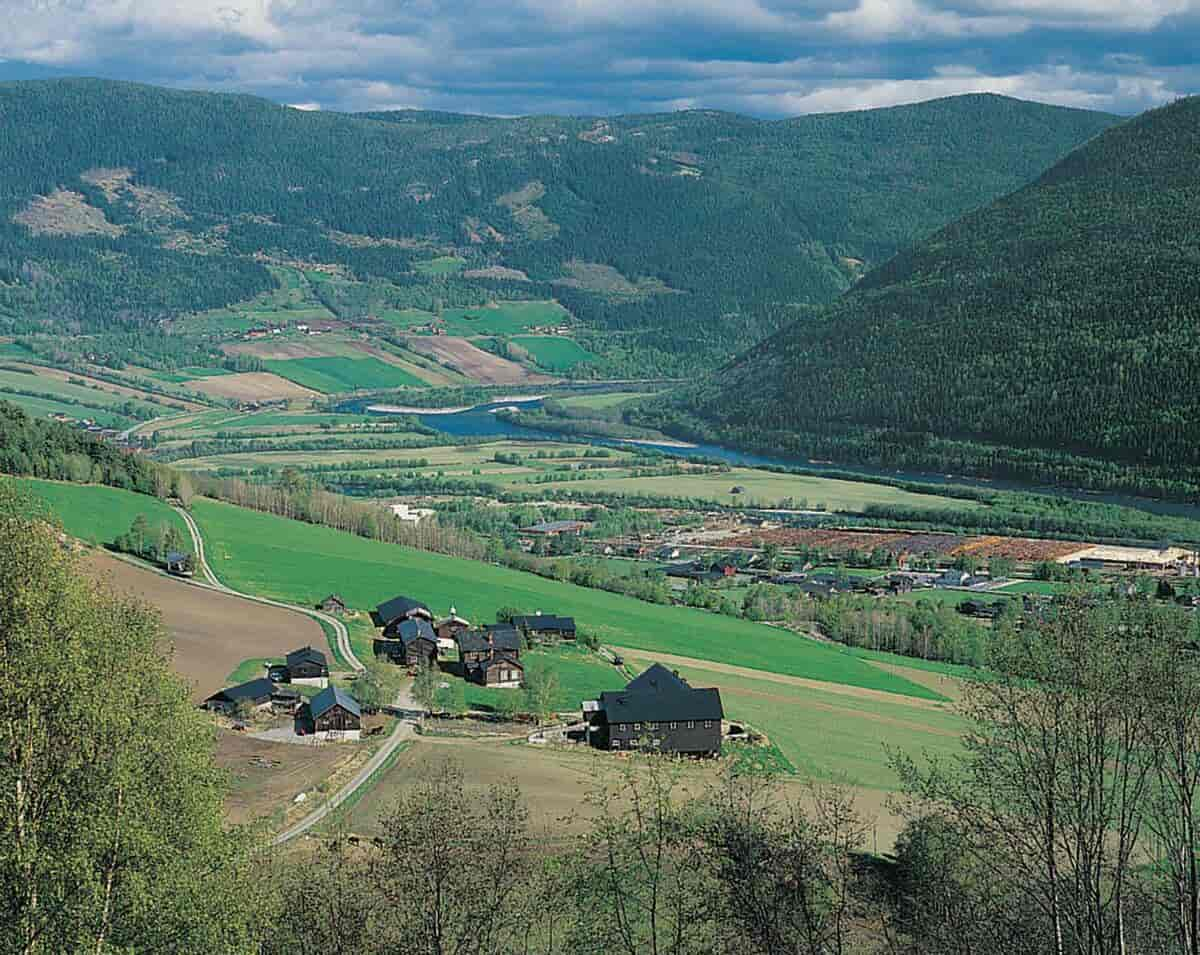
[318,593,348,616]
[165,551,194,577]
[389,502,436,523]
[456,625,523,686]
[203,678,276,714]
[473,653,524,688]
[267,646,330,687]
[511,613,576,643]
[297,685,362,741]
[585,664,723,756]
[376,618,439,668]
[435,608,472,646]
[374,595,434,636]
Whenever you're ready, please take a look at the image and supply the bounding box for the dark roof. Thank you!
[511,614,575,632]
[457,629,491,654]
[522,520,588,533]
[487,625,521,652]
[286,645,327,669]
[166,550,189,564]
[375,595,431,624]
[625,663,689,694]
[458,626,520,653]
[466,650,524,674]
[598,687,723,723]
[322,593,346,605]
[310,685,361,720]
[208,678,275,704]
[397,618,437,647]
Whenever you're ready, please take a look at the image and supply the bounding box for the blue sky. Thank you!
[1,1,1195,117]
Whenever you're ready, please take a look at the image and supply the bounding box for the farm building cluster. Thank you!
[369,594,576,689]
[203,645,363,742]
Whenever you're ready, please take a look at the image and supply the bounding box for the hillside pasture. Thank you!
[510,336,596,371]
[19,478,189,548]
[189,497,938,700]
[189,371,318,401]
[440,300,570,336]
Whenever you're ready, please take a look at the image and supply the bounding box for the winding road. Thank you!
[171,504,418,845]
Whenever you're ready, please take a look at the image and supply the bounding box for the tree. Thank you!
[761,542,781,571]
[522,661,560,726]
[0,480,256,954]
[411,657,438,715]
[372,761,531,955]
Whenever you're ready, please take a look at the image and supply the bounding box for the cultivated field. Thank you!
[263,356,426,393]
[189,371,319,401]
[405,337,549,384]
[84,551,324,700]
[510,336,596,371]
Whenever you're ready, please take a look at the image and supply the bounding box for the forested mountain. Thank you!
[647,96,1200,494]
[0,78,1118,373]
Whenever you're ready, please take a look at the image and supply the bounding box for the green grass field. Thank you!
[189,497,939,700]
[557,392,652,410]
[18,479,189,548]
[0,368,166,418]
[517,465,985,513]
[440,300,570,336]
[458,645,628,713]
[510,336,595,371]
[0,393,136,428]
[263,356,427,393]
[413,256,466,276]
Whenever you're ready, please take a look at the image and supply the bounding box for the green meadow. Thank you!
[18,479,189,548]
[263,356,426,393]
[413,255,467,276]
[188,497,939,700]
[441,300,569,335]
[511,336,596,371]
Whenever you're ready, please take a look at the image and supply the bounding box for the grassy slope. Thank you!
[189,497,938,700]
[20,478,189,547]
[263,356,426,393]
[510,336,596,370]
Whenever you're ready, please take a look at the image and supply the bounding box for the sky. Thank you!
[0,1,1196,118]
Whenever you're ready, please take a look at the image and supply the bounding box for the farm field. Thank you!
[448,645,629,713]
[510,336,595,371]
[405,336,547,385]
[413,255,466,276]
[557,391,652,410]
[0,366,172,420]
[19,478,189,547]
[0,393,136,428]
[620,652,963,790]
[85,552,324,700]
[517,465,985,513]
[218,731,355,826]
[439,300,570,335]
[188,371,318,401]
[188,497,939,699]
[263,356,426,393]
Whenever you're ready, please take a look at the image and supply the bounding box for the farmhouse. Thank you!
[298,685,362,741]
[204,678,276,714]
[586,664,723,756]
[278,645,330,687]
[457,625,523,686]
[165,550,194,577]
[374,594,433,634]
[435,609,472,645]
[318,594,348,615]
[511,613,576,643]
[376,618,439,668]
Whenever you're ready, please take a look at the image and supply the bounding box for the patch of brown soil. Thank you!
[462,265,530,282]
[217,731,356,826]
[865,660,966,702]
[85,552,324,699]
[190,372,318,401]
[13,189,123,237]
[405,336,552,385]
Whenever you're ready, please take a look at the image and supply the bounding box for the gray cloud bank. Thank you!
[0,0,1196,116]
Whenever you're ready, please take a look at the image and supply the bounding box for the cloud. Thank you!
[0,0,1193,117]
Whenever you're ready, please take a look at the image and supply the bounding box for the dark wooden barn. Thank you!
[511,613,576,643]
[587,664,723,756]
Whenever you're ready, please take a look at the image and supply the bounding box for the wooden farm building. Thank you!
[511,613,576,643]
[165,551,194,577]
[376,618,439,668]
[318,594,348,615]
[203,678,276,714]
[457,626,523,687]
[586,664,723,756]
[521,519,589,537]
[268,645,330,687]
[298,685,362,741]
[373,594,433,635]
[435,609,471,645]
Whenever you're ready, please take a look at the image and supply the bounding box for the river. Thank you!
[337,397,1200,522]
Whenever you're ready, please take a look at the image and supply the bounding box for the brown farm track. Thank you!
[723,528,1085,562]
[404,336,552,385]
[85,552,324,700]
[189,371,318,401]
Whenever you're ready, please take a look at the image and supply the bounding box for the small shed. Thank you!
[318,594,348,616]
[284,645,330,686]
[165,551,194,577]
[204,678,275,714]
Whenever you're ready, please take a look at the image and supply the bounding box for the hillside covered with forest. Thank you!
[644,96,1200,495]
[0,79,1118,375]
